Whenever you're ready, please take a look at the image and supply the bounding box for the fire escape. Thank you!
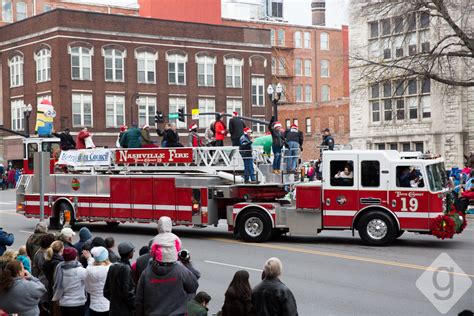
[271,37,294,104]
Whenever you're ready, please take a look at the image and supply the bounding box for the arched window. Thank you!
[69,45,92,80]
[35,48,51,83]
[196,54,216,87]
[320,32,329,50]
[16,2,27,20]
[9,55,23,87]
[321,85,330,101]
[294,31,302,48]
[103,47,126,82]
[320,59,329,77]
[224,57,243,88]
[166,52,187,85]
[136,50,157,84]
[304,31,311,48]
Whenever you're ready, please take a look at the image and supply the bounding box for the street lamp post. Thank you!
[267,83,283,121]
[131,93,141,126]
[23,103,33,137]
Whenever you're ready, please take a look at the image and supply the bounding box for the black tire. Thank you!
[238,210,272,242]
[396,230,405,238]
[106,221,120,228]
[358,211,397,246]
[55,202,75,230]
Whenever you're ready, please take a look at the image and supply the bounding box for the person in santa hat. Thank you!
[213,113,227,147]
[239,127,257,184]
[268,116,285,174]
[229,111,246,146]
[141,124,157,148]
[284,123,304,173]
[116,125,128,148]
[188,124,202,147]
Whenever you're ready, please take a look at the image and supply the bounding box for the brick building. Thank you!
[0,9,272,164]
[0,0,138,26]
[223,18,350,161]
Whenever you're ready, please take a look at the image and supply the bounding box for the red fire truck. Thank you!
[16,138,464,246]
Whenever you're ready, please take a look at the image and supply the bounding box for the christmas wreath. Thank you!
[431,215,456,239]
[448,209,467,234]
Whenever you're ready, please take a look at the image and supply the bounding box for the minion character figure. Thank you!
[35,99,56,137]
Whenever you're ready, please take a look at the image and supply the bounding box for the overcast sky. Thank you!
[76,0,349,28]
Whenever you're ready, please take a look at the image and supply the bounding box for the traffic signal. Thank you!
[178,108,185,122]
[155,111,164,124]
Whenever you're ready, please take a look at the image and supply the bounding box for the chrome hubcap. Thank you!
[59,210,65,226]
[244,217,264,237]
[367,219,387,240]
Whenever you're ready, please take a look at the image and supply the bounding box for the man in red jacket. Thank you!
[75,128,90,149]
[214,113,227,147]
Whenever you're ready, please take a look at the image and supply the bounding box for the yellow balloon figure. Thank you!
[35,99,56,137]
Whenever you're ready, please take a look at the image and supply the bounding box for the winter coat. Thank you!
[73,227,93,253]
[239,134,253,158]
[17,255,31,273]
[0,276,46,316]
[53,132,76,150]
[214,120,227,141]
[162,129,181,147]
[188,131,202,147]
[203,127,215,146]
[85,263,111,312]
[222,286,255,316]
[76,130,90,149]
[285,128,304,146]
[133,253,152,284]
[53,261,87,307]
[32,248,49,303]
[187,298,209,316]
[152,217,182,263]
[229,117,246,141]
[120,127,142,148]
[26,232,48,259]
[104,258,135,316]
[108,249,120,263]
[321,134,334,150]
[252,278,298,316]
[268,118,285,148]
[141,129,154,146]
[135,260,199,316]
[0,228,14,256]
[42,253,64,300]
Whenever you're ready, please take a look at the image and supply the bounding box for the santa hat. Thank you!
[232,111,238,117]
[39,99,52,106]
[291,124,298,129]
[244,127,252,134]
[142,124,149,129]
[189,123,198,131]
[273,122,282,129]
[120,125,128,132]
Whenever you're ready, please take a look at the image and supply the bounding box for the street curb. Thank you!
[467,214,474,220]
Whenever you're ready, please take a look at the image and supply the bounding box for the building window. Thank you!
[105,95,125,128]
[270,0,283,18]
[9,55,23,87]
[321,85,330,102]
[169,96,187,128]
[305,117,311,133]
[167,53,187,85]
[11,99,24,131]
[277,57,286,75]
[369,21,378,38]
[70,46,92,80]
[371,102,380,123]
[138,96,156,127]
[2,0,12,22]
[16,1,26,20]
[414,142,424,152]
[420,12,430,29]
[320,59,329,77]
[407,13,416,32]
[305,85,312,102]
[72,93,93,127]
[104,48,125,82]
[377,143,386,150]
[320,32,329,50]
[277,29,285,46]
[293,118,298,126]
[198,98,215,128]
[381,19,390,36]
[285,119,290,128]
[294,31,302,48]
[35,48,51,83]
[295,85,303,102]
[136,51,157,84]
[43,4,52,12]
[304,32,311,48]
[226,98,242,124]
[252,115,266,135]
[225,57,243,88]
[251,77,265,107]
[294,58,302,76]
[394,16,403,34]
[395,99,405,120]
[196,55,216,87]
[304,59,311,76]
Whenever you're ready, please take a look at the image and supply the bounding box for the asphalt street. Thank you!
[0,189,473,315]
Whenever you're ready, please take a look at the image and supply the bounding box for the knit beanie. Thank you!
[91,246,109,262]
[79,227,93,242]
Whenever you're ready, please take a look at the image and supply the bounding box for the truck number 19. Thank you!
[400,197,418,212]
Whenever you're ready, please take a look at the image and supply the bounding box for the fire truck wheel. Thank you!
[56,202,75,229]
[238,210,272,243]
[358,211,397,246]
[106,222,120,228]
[396,230,405,238]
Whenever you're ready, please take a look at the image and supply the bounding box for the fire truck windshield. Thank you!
[426,162,446,192]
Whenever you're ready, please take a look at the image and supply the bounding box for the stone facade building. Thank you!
[349,0,473,168]
[0,9,272,164]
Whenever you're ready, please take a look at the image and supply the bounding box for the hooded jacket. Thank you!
[76,130,90,149]
[73,227,93,253]
[284,128,304,146]
[141,128,154,146]
[104,258,135,316]
[26,230,48,259]
[120,127,142,148]
[43,253,64,300]
[0,276,46,316]
[135,260,199,316]
[152,217,182,263]
[252,277,298,316]
[85,263,111,312]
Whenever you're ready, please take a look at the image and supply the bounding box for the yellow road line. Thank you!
[209,237,474,278]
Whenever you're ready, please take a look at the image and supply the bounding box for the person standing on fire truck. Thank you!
[214,113,227,147]
[188,124,202,147]
[240,127,257,184]
[321,128,334,150]
[284,123,304,173]
[121,124,142,148]
[268,117,285,174]
[229,111,246,146]
[141,125,157,148]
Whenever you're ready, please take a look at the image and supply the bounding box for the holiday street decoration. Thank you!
[35,99,56,137]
